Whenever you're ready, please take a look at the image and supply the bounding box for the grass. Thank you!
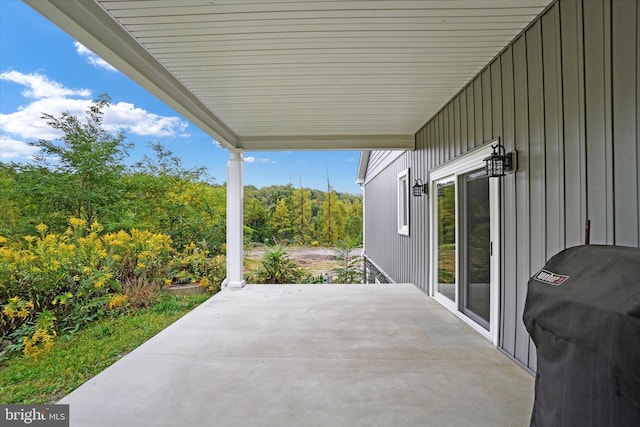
[0,293,211,404]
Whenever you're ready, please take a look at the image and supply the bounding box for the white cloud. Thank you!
[0,71,188,140]
[0,70,91,99]
[74,42,118,72]
[244,156,271,163]
[0,135,39,160]
[103,102,188,137]
[0,97,90,139]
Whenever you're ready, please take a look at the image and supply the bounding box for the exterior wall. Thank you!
[364,150,405,182]
[363,0,640,371]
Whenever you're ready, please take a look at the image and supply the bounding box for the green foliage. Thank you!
[344,198,363,246]
[0,293,209,404]
[251,245,304,284]
[127,143,225,251]
[0,165,21,237]
[438,244,456,284]
[437,183,456,284]
[244,193,271,243]
[438,183,456,245]
[331,239,364,284]
[0,220,221,356]
[0,93,365,362]
[270,198,293,242]
[291,186,314,244]
[169,242,226,292]
[29,94,131,227]
[243,184,362,247]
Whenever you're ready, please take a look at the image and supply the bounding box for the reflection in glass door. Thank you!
[435,177,456,303]
[461,170,491,330]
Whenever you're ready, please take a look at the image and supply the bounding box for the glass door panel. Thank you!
[461,170,490,330]
[436,177,456,302]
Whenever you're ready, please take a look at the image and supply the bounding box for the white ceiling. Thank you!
[24,0,553,151]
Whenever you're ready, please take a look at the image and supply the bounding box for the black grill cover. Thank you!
[523,245,640,427]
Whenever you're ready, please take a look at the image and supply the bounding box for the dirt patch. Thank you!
[245,246,362,277]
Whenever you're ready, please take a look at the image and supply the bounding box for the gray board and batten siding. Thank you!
[362,0,640,372]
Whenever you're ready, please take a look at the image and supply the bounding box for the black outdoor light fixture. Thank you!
[484,142,516,178]
[412,179,428,197]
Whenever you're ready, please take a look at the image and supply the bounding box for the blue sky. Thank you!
[0,0,362,194]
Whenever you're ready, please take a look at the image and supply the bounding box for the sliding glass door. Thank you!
[461,170,491,330]
[429,144,500,342]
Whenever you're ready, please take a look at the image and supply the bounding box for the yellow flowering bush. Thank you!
[169,242,225,292]
[22,310,56,359]
[107,294,128,311]
[3,297,34,320]
[1,218,225,354]
[0,219,180,352]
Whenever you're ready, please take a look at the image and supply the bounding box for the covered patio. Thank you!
[23,0,554,288]
[21,1,548,424]
[59,284,533,426]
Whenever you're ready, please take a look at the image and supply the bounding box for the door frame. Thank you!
[429,142,501,344]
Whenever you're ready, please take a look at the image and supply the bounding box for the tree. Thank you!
[344,198,363,245]
[332,239,363,283]
[270,198,293,242]
[244,196,270,243]
[318,170,337,245]
[0,164,22,237]
[319,181,347,246]
[291,185,314,244]
[124,142,226,250]
[28,94,131,228]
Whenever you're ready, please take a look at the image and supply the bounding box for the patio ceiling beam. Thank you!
[237,134,415,151]
[24,0,239,149]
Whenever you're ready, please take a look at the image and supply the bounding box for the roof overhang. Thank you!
[24,0,553,152]
[356,150,371,185]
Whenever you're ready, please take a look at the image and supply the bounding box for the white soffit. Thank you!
[24,0,553,151]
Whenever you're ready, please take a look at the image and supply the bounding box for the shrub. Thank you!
[251,245,304,284]
[168,242,226,292]
[0,219,176,355]
[331,239,363,284]
[0,218,226,357]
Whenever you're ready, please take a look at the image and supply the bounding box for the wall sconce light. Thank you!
[484,143,517,177]
[413,179,428,197]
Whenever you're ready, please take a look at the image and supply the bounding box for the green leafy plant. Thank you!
[331,239,363,284]
[0,294,209,403]
[251,245,304,284]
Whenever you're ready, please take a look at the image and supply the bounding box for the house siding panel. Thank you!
[364,0,640,371]
[474,78,484,147]
[453,96,462,157]
[542,5,565,257]
[460,87,469,154]
[500,46,517,356]
[483,69,493,142]
[612,0,639,246]
[585,0,614,245]
[512,35,532,367]
[561,0,588,248]
[526,20,545,369]
[466,85,475,151]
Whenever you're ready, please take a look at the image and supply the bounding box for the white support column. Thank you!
[223,150,246,288]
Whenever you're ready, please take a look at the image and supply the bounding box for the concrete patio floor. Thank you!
[60,284,534,426]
